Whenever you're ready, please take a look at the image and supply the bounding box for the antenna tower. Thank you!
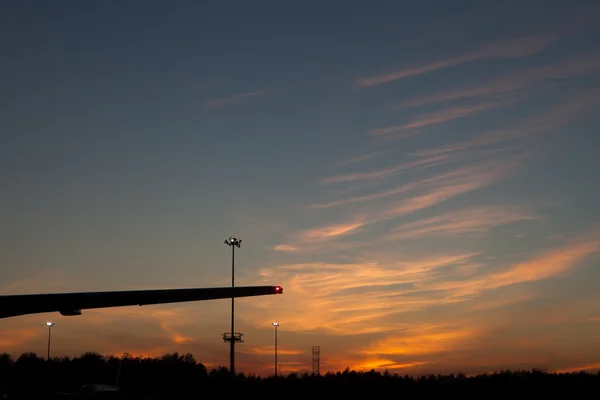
[312,345,320,375]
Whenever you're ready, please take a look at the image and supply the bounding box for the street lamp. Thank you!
[272,322,279,377]
[46,322,55,360]
[223,236,242,376]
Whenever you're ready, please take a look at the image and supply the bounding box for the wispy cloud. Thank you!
[350,359,430,371]
[318,146,516,187]
[388,206,540,239]
[355,7,600,88]
[273,244,300,252]
[0,270,91,294]
[277,156,521,253]
[556,362,600,374]
[413,91,600,157]
[329,149,396,169]
[241,346,303,356]
[356,35,556,87]
[256,226,600,344]
[360,324,477,356]
[319,153,454,186]
[313,154,520,209]
[369,162,516,224]
[488,230,600,288]
[424,226,600,298]
[0,328,37,348]
[294,221,367,241]
[370,97,518,136]
[251,253,482,334]
[392,53,600,110]
[205,88,273,108]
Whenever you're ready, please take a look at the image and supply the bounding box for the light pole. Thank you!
[272,322,279,376]
[46,322,55,360]
[223,236,242,376]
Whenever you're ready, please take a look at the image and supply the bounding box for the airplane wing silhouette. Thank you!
[0,285,283,319]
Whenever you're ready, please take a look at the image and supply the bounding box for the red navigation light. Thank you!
[274,286,283,294]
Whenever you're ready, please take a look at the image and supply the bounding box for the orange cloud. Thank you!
[488,232,600,288]
[361,325,477,356]
[466,294,536,312]
[277,157,521,254]
[556,363,600,373]
[422,227,600,298]
[242,346,303,356]
[250,253,482,334]
[297,222,365,240]
[275,221,368,252]
[259,225,600,346]
[388,206,540,239]
[273,244,300,252]
[350,359,429,371]
[0,328,37,348]
[0,270,91,294]
[370,158,520,221]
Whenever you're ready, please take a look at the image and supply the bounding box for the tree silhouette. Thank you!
[0,351,598,399]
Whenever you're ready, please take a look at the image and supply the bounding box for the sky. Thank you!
[2,0,600,377]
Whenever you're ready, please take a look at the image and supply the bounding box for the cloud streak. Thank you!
[488,231,600,288]
[315,154,519,210]
[255,225,600,345]
[319,145,517,187]
[392,53,600,110]
[413,90,600,157]
[356,34,557,87]
[277,156,522,253]
[370,96,519,136]
[356,7,600,88]
[205,88,273,108]
[252,253,482,334]
[388,206,541,239]
[329,149,396,169]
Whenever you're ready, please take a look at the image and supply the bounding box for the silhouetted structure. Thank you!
[45,322,55,360]
[0,285,283,319]
[223,236,243,376]
[1,352,600,399]
[272,322,279,376]
[312,345,320,375]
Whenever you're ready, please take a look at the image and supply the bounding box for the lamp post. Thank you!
[272,322,279,376]
[46,322,55,360]
[223,236,242,376]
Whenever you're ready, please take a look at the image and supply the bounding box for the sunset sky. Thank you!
[2,0,600,377]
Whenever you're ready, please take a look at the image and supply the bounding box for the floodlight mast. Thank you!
[272,322,279,376]
[224,236,242,376]
[46,321,55,360]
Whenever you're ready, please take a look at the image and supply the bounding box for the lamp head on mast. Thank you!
[224,237,242,248]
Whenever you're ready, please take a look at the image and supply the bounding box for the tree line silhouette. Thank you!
[1,351,599,399]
